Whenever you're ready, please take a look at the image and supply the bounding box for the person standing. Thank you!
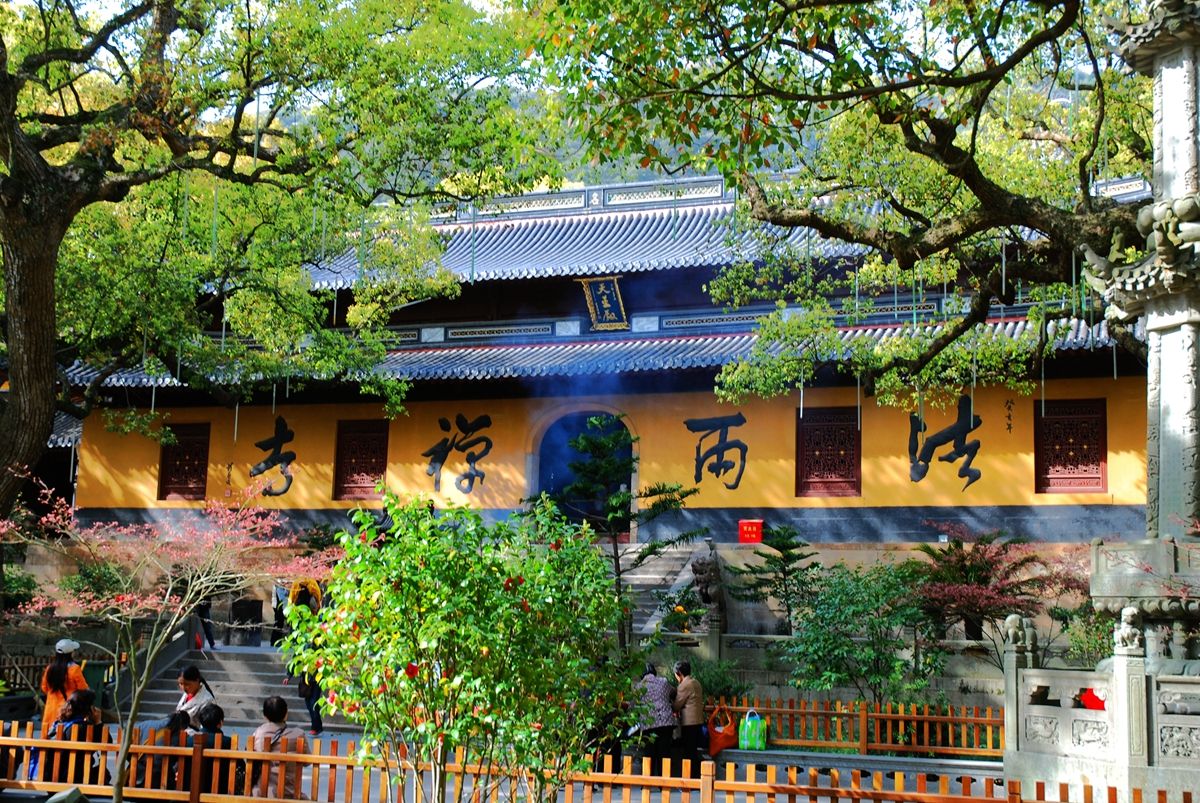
[285,585,324,735]
[672,660,704,778]
[634,664,676,776]
[195,595,219,650]
[40,638,88,738]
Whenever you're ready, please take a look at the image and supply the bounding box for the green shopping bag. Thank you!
[738,709,767,750]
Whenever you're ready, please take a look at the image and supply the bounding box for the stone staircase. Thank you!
[133,645,358,735]
[620,543,700,639]
[129,546,697,735]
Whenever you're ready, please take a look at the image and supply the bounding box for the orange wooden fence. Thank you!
[708,696,1004,758]
[0,719,1190,803]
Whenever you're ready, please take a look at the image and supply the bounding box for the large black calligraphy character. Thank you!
[684,413,748,490]
[250,416,296,496]
[908,395,982,490]
[422,413,494,493]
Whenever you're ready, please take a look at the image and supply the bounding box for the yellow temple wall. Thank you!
[75,377,1145,514]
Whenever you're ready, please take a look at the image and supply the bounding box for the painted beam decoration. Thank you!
[250,415,297,496]
[577,276,629,330]
[683,412,748,489]
[422,413,494,493]
[908,395,982,490]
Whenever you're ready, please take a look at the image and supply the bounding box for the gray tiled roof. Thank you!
[50,412,83,448]
[310,200,864,289]
[56,314,1137,391]
[378,332,758,379]
[374,315,1133,381]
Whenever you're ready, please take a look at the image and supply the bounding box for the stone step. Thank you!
[132,645,359,735]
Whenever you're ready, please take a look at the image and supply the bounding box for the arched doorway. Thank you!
[536,411,633,525]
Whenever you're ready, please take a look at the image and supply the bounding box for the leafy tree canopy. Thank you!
[0,0,557,512]
[534,0,1152,409]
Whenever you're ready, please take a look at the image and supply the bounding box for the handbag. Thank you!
[707,705,739,757]
[738,709,767,750]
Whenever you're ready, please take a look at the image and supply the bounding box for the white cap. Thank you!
[55,638,81,654]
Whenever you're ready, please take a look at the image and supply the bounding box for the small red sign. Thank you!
[738,519,763,543]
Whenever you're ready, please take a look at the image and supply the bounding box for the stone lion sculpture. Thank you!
[1114,606,1143,649]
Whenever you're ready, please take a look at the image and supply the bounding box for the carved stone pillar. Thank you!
[1112,645,1150,771]
[1003,640,1029,753]
[1144,292,1200,538]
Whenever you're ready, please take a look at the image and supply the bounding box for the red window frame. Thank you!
[157,423,211,501]
[796,407,861,497]
[1034,399,1107,493]
[333,419,389,500]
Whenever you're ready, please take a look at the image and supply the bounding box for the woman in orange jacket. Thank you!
[40,639,88,738]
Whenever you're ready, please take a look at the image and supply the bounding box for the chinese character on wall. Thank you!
[422,413,494,493]
[250,416,296,496]
[683,412,748,490]
[908,395,982,490]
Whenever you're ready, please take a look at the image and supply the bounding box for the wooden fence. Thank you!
[708,697,1004,759]
[0,720,1184,803]
[0,652,112,692]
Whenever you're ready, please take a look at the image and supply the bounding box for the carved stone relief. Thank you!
[1025,715,1060,745]
[1160,725,1200,758]
[1072,719,1110,748]
[1147,330,1162,538]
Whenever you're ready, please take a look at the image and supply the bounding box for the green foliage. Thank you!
[0,0,563,515]
[284,497,630,803]
[535,0,1154,408]
[0,566,39,611]
[689,655,751,701]
[785,562,944,704]
[663,646,750,701]
[1061,604,1116,668]
[726,526,818,634]
[60,561,126,598]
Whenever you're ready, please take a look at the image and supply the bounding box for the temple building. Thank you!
[65,175,1147,547]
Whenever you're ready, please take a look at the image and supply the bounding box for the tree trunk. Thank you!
[0,221,66,517]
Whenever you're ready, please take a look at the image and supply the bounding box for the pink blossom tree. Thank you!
[2,482,316,802]
[912,523,1089,668]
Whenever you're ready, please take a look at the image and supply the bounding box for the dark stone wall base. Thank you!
[78,504,1144,543]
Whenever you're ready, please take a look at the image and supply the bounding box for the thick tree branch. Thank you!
[861,290,994,397]
[19,2,154,77]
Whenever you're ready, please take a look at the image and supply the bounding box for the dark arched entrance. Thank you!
[536,411,632,523]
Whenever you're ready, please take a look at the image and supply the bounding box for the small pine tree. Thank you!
[543,413,702,652]
[726,525,818,635]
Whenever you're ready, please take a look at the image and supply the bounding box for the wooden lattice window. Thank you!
[334,420,389,500]
[1034,399,1107,493]
[796,407,861,497]
[157,423,210,500]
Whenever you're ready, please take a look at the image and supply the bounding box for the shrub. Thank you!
[726,525,818,634]
[785,562,944,703]
[653,583,706,632]
[664,646,750,700]
[0,566,39,611]
[60,560,125,597]
[1061,605,1116,668]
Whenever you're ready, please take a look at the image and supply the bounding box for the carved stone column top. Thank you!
[1114,1,1200,77]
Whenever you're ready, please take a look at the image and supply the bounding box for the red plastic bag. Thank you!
[707,705,739,757]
